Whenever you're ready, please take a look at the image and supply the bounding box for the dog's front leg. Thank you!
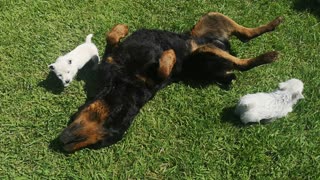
[158,49,177,79]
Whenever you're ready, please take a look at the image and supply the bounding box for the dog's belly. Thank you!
[112,29,189,76]
[123,29,189,50]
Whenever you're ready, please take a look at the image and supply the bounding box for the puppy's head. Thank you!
[278,78,304,100]
[49,57,76,87]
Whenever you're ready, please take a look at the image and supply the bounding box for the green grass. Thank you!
[1,0,320,179]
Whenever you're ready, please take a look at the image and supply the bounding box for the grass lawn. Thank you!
[0,0,319,179]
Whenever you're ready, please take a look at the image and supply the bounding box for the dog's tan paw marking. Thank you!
[262,51,279,63]
[269,16,284,31]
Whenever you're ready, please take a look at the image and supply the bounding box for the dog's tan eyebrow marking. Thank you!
[64,100,110,151]
[189,40,199,53]
[105,56,115,63]
[135,74,155,87]
[79,100,110,123]
[135,74,147,82]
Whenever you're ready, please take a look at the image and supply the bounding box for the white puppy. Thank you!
[49,34,99,87]
[235,79,304,124]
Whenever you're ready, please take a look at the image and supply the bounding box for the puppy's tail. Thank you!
[85,34,93,43]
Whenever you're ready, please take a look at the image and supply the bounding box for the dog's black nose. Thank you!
[65,80,70,83]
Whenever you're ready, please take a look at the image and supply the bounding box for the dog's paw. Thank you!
[268,16,284,31]
[106,24,129,45]
[259,51,279,63]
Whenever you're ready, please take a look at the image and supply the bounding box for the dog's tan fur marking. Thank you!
[191,12,283,42]
[135,74,147,82]
[194,45,279,71]
[106,56,114,63]
[135,74,155,87]
[68,100,110,151]
[189,40,200,52]
[106,24,129,46]
[158,49,177,79]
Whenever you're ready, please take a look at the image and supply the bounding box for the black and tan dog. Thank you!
[59,12,283,152]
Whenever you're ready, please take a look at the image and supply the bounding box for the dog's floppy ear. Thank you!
[68,60,72,65]
[48,64,55,71]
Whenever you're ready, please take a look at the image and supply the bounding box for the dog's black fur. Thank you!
[59,12,283,152]
[103,29,234,86]
[103,29,189,86]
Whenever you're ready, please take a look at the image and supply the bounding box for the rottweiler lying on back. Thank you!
[59,12,283,152]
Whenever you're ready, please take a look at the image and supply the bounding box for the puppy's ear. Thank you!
[68,60,72,65]
[48,64,55,71]
[278,82,288,90]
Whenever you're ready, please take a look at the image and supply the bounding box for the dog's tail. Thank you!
[86,34,93,43]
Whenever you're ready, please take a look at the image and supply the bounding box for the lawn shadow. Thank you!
[75,61,101,102]
[220,106,273,127]
[49,136,69,154]
[220,106,244,127]
[181,79,234,91]
[293,0,320,19]
[38,71,64,94]
[38,61,100,99]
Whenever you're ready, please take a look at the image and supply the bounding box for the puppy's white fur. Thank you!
[49,34,99,87]
[235,79,304,124]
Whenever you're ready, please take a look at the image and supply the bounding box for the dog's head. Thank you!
[59,99,110,152]
[49,57,76,87]
[278,78,304,101]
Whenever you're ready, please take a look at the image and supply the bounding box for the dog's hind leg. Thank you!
[103,24,129,61]
[158,49,176,79]
[191,12,283,42]
[106,24,129,47]
[194,45,279,71]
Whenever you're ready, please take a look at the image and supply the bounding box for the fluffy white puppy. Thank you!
[235,79,304,124]
[49,34,99,87]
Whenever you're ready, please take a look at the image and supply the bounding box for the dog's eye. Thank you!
[58,74,62,77]
[67,71,70,74]
[68,60,72,64]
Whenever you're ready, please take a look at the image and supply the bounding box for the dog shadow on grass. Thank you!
[220,106,272,127]
[181,79,234,91]
[220,106,244,127]
[293,0,320,19]
[75,62,101,101]
[38,71,64,94]
[49,137,68,154]
[38,61,100,100]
